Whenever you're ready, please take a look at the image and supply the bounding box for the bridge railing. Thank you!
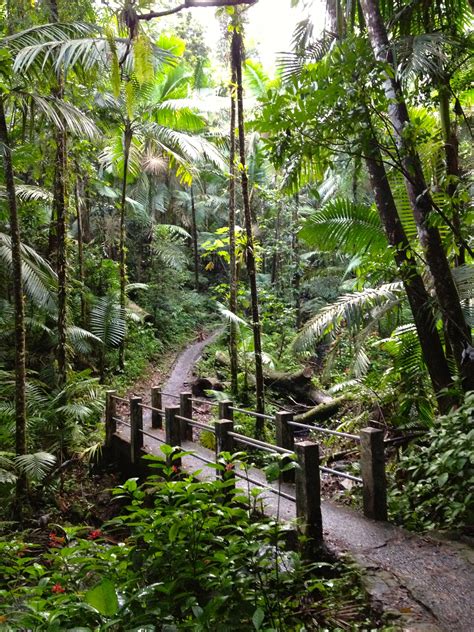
[105,387,387,524]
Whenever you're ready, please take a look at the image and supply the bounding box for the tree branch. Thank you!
[138,0,258,21]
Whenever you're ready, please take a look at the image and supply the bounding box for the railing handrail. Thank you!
[289,420,360,442]
[111,395,129,404]
[228,431,294,455]
[190,397,220,408]
[138,403,165,414]
[229,406,274,421]
[175,414,216,433]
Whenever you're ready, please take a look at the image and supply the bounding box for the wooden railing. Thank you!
[105,387,388,543]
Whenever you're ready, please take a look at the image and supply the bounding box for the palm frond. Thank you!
[0,233,57,311]
[300,198,388,256]
[0,184,53,203]
[67,326,103,355]
[90,295,126,348]
[293,282,405,352]
[15,451,56,482]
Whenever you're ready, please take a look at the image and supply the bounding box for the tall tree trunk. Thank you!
[0,98,28,508]
[229,62,239,396]
[360,0,473,392]
[190,186,200,291]
[118,120,133,370]
[292,194,302,329]
[232,28,265,426]
[438,84,464,266]
[74,174,86,326]
[363,131,454,412]
[54,128,68,388]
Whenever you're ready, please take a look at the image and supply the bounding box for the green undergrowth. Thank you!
[0,451,389,631]
[388,391,474,533]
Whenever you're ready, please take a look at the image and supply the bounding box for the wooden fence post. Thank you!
[165,406,182,467]
[105,390,117,449]
[215,419,235,492]
[151,386,162,429]
[218,400,234,421]
[275,411,295,483]
[130,396,143,465]
[360,427,387,521]
[295,441,323,552]
[180,391,193,441]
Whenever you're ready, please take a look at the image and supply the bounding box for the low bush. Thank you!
[388,391,474,532]
[0,454,384,631]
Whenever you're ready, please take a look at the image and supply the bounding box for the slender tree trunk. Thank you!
[438,84,464,266]
[190,186,200,291]
[74,175,86,326]
[271,206,281,288]
[54,128,68,388]
[0,98,28,507]
[360,0,473,392]
[229,63,239,396]
[292,194,302,329]
[232,28,265,425]
[363,133,454,411]
[118,120,133,370]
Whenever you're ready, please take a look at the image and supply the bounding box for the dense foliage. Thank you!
[0,459,384,631]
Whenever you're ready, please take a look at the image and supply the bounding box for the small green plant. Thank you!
[388,391,474,531]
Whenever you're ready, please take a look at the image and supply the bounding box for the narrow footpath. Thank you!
[117,331,474,632]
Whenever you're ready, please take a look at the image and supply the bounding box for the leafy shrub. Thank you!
[388,392,474,531]
[0,457,381,630]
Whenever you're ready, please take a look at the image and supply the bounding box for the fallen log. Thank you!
[293,395,351,424]
[192,377,224,396]
[214,350,333,406]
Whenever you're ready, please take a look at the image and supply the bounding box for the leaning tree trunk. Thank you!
[0,98,28,508]
[360,0,473,392]
[228,62,239,396]
[118,120,133,370]
[363,127,454,412]
[232,28,265,426]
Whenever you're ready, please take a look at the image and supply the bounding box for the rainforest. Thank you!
[0,0,473,630]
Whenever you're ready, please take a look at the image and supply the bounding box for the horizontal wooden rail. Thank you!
[234,469,296,502]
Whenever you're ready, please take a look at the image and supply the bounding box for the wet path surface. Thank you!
[116,332,474,631]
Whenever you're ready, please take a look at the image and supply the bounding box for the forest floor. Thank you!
[116,330,474,632]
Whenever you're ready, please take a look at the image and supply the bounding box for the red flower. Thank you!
[48,533,65,548]
[88,529,102,540]
[225,463,234,471]
[172,465,180,474]
[51,583,65,594]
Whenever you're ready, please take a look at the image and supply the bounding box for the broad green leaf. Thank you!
[85,579,119,616]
